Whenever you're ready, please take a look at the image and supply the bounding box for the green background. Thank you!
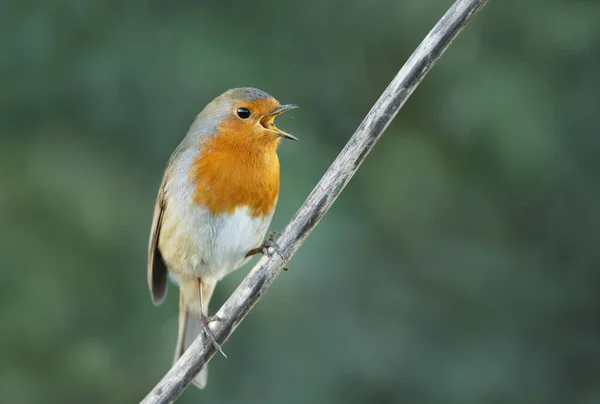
[2,0,599,403]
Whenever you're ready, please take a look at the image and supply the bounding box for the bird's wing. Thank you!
[147,164,170,305]
[148,120,203,305]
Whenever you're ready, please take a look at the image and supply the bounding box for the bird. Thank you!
[147,87,298,389]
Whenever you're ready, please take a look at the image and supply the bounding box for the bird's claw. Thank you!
[206,315,222,323]
[200,313,227,358]
[245,230,288,270]
[267,230,281,241]
[262,238,289,271]
[261,238,286,261]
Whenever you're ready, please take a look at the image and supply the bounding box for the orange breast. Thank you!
[188,120,281,218]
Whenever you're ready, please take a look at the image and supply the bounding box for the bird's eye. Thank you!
[237,108,251,119]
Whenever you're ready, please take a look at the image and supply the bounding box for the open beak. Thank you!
[262,104,299,141]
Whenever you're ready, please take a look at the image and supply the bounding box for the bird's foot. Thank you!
[200,312,227,358]
[262,232,288,269]
[245,231,288,270]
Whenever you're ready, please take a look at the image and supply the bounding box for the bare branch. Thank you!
[141,0,488,402]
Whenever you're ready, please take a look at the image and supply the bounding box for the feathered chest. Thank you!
[188,138,280,218]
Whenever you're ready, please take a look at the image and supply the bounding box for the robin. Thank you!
[147,88,298,389]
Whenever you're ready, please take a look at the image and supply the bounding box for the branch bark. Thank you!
[141,0,488,402]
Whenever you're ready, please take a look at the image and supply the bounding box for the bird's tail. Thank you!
[174,288,211,389]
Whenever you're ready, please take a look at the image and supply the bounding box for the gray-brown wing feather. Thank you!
[147,168,170,305]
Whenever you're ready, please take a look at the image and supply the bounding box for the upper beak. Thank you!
[263,104,299,141]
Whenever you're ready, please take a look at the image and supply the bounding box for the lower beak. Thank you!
[264,104,299,141]
[274,128,299,141]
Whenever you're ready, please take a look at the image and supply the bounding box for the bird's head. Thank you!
[197,88,298,150]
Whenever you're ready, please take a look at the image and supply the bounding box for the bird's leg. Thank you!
[245,231,288,270]
[244,246,262,258]
[197,278,227,358]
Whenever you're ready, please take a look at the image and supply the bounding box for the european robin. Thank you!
[147,88,298,389]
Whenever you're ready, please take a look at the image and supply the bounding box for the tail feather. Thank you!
[175,291,208,389]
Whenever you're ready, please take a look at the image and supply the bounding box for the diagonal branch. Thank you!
[141,0,488,402]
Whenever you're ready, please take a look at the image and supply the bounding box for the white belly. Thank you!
[159,201,274,284]
[208,205,273,280]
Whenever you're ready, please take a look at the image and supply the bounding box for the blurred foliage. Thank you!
[2,0,600,403]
